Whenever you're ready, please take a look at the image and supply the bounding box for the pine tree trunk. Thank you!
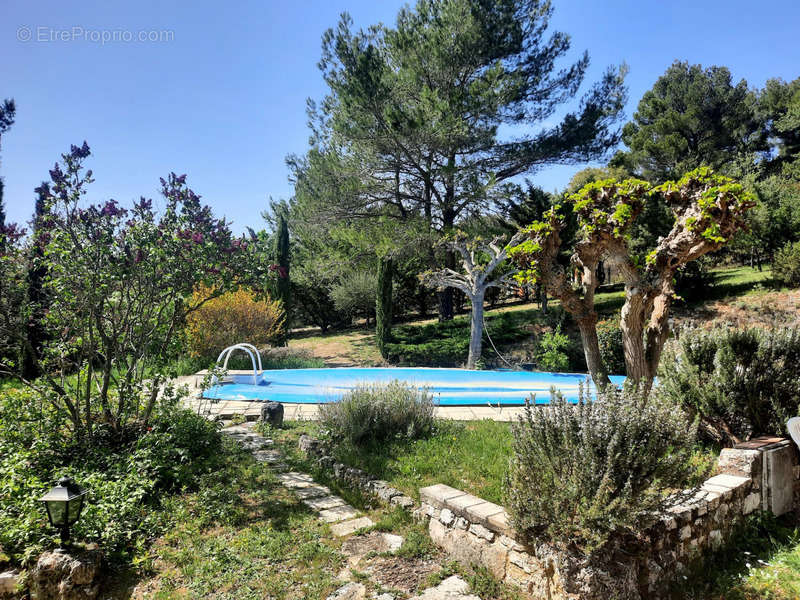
[438,250,455,322]
[376,257,393,359]
[467,293,485,370]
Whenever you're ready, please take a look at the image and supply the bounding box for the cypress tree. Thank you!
[376,257,393,359]
[0,98,16,248]
[22,183,50,379]
[273,212,291,345]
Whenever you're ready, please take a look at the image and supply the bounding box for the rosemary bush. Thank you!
[658,326,800,445]
[318,381,436,446]
[506,385,699,552]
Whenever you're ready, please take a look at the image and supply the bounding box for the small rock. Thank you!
[299,434,320,454]
[30,547,104,600]
[439,508,455,526]
[260,402,284,428]
[0,571,20,597]
[382,533,403,553]
[326,582,367,600]
[390,495,415,509]
[468,523,494,542]
[409,575,480,599]
[373,594,395,600]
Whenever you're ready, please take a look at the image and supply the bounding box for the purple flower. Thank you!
[101,200,122,217]
[69,141,91,159]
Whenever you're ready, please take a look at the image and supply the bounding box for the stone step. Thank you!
[304,495,348,511]
[330,516,375,537]
[294,485,331,500]
[278,472,316,488]
[319,505,360,523]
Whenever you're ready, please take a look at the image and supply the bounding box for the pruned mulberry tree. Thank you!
[422,231,525,369]
[509,167,754,390]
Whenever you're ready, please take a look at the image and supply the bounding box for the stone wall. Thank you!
[298,435,417,510]
[418,437,800,600]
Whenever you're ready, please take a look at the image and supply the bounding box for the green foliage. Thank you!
[734,175,800,265]
[658,326,800,445]
[621,60,765,181]
[0,384,225,564]
[507,385,700,552]
[596,317,625,375]
[759,77,800,177]
[773,240,800,287]
[0,146,258,438]
[568,177,649,237]
[318,381,436,446]
[385,312,526,367]
[535,326,571,372]
[330,270,377,323]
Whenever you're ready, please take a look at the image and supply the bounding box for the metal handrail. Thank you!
[214,343,263,385]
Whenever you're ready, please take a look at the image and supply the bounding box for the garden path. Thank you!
[219,423,485,600]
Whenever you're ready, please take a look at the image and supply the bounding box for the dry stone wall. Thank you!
[418,437,800,600]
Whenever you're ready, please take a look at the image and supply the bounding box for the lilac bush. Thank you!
[0,143,267,440]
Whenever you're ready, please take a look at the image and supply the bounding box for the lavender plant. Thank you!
[318,381,436,446]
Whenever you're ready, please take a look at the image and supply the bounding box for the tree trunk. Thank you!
[467,293,485,370]
[642,286,673,393]
[539,285,548,315]
[620,286,648,384]
[376,257,393,359]
[438,250,455,321]
[576,314,609,387]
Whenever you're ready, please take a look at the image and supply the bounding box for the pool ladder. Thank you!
[214,343,263,385]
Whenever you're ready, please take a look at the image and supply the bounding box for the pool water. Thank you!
[202,367,625,406]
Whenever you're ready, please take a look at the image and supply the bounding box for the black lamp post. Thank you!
[39,477,88,547]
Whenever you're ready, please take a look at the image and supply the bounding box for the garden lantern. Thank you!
[39,477,87,546]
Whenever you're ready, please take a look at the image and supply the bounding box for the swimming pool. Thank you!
[202,367,625,406]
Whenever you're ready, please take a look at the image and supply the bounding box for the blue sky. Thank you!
[2,0,798,233]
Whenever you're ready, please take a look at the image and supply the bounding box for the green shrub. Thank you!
[773,240,800,287]
[506,385,699,552]
[535,326,570,371]
[596,317,626,375]
[658,326,800,445]
[318,381,436,446]
[0,385,225,564]
[386,313,527,367]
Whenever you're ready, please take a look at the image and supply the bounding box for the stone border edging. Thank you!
[417,439,800,600]
[298,434,417,511]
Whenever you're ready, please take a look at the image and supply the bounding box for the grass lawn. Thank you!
[327,420,514,505]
